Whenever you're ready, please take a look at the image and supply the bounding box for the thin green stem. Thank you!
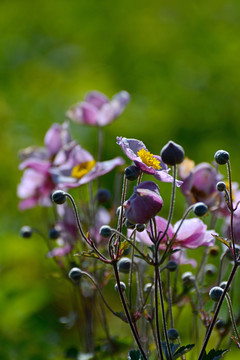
[225,292,240,343]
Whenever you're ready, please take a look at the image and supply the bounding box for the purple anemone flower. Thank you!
[50,144,124,189]
[17,122,72,210]
[66,90,130,127]
[179,159,222,209]
[117,137,182,186]
[124,181,163,224]
[131,216,214,249]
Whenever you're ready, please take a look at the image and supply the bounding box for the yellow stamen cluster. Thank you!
[71,160,96,179]
[137,148,161,170]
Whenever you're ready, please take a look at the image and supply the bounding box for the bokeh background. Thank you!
[1,0,240,358]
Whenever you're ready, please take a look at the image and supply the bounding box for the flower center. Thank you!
[71,160,96,179]
[137,148,161,170]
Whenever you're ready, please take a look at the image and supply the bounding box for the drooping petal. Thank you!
[85,91,109,109]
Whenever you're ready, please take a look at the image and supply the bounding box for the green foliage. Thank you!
[202,349,230,359]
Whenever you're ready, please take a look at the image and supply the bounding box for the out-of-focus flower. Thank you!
[17,123,73,210]
[50,144,124,189]
[117,137,182,186]
[66,90,130,127]
[124,181,163,224]
[179,159,222,210]
[17,161,55,210]
[89,207,111,244]
[47,204,79,258]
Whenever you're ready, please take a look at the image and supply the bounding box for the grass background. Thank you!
[1,0,240,358]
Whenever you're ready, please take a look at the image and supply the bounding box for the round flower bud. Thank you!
[20,226,32,238]
[68,267,83,282]
[125,220,135,229]
[193,202,208,217]
[209,286,224,302]
[114,281,126,292]
[166,260,178,272]
[167,328,179,341]
[99,225,112,238]
[220,281,230,292]
[215,319,225,330]
[124,165,141,181]
[49,228,60,239]
[160,141,184,166]
[208,245,219,257]
[216,181,226,192]
[205,264,217,277]
[118,257,132,273]
[144,283,153,293]
[182,272,195,286]
[51,190,66,205]
[214,150,229,165]
[136,224,146,232]
[225,245,240,261]
[95,188,111,204]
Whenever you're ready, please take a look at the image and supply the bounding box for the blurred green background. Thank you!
[1,0,240,358]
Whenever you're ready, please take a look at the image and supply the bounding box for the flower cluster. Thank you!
[18,90,240,359]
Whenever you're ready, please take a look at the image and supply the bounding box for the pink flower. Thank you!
[129,216,215,266]
[66,90,130,127]
[117,137,182,186]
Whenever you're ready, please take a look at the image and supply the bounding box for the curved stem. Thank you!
[227,161,236,259]
[154,252,164,360]
[65,193,110,263]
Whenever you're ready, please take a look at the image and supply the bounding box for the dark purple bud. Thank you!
[193,202,208,216]
[167,328,179,340]
[99,225,112,238]
[216,181,226,192]
[95,188,111,204]
[136,224,146,232]
[68,267,83,282]
[124,181,163,224]
[209,286,224,302]
[124,165,141,181]
[51,190,66,205]
[114,281,126,292]
[214,150,229,165]
[166,260,178,272]
[125,220,135,229]
[49,228,60,239]
[160,141,184,165]
[20,226,32,238]
[118,257,131,273]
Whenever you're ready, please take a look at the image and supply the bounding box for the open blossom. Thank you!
[66,90,130,127]
[117,137,182,186]
[129,216,214,266]
[124,181,163,224]
[50,144,124,190]
[179,158,222,210]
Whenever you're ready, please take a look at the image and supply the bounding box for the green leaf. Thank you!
[161,342,180,360]
[212,234,231,248]
[127,349,143,360]
[173,344,195,359]
[202,349,230,360]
